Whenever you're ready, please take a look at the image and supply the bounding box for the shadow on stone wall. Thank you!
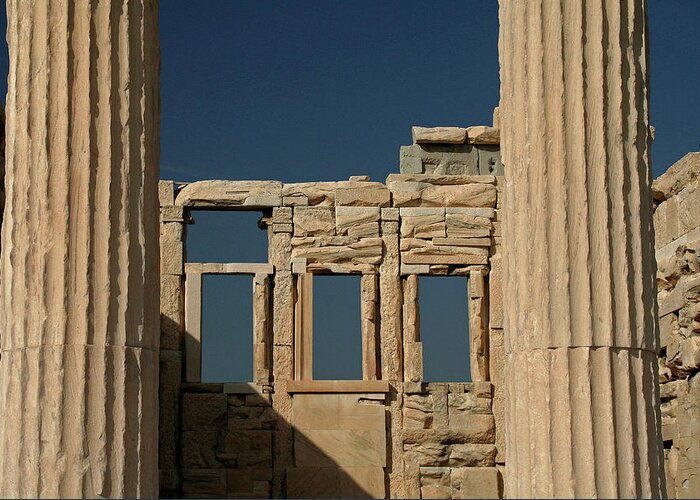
[159,315,380,499]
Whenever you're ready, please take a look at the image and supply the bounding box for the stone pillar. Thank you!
[498,1,665,497]
[0,1,160,497]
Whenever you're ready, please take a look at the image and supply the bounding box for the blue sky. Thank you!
[0,2,697,382]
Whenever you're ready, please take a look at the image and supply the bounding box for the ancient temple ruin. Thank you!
[0,1,697,499]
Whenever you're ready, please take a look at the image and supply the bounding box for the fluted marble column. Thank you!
[498,1,665,497]
[0,1,160,497]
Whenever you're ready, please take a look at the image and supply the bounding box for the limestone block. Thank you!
[448,412,495,440]
[451,467,502,499]
[489,252,503,329]
[291,237,383,264]
[181,469,227,498]
[400,144,479,176]
[419,466,452,499]
[348,222,381,238]
[381,220,399,235]
[161,241,184,275]
[401,263,431,275]
[387,173,496,186]
[282,182,340,206]
[390,181,497,208]
[488,329,506,463]
[405,343,424,383]
[294,429,386,467]
[175,180,283,208]
[283,195,309,206]
[430,384,450,428]
[448,444,497,467]
[336,206,381,235]
[382,207,400,221]
[161,205,186,222]
[402,427,496,447]
[272,206,293,223]
[273,222,293,233]
[401,214,446,238]
[286,466,385,498]
[401,155,425,173]
[380,232,403,381]
[159,180,176,206]
[181,431,221,469]
[652,152,700,201]
[402,252,489,266]
[161,221,184,242]
[448,393,492,416]
[160,274,184,350]
[655,196,681,248]
[677,181,700,235]
[403,442,449,467]
[412,126,467,144]
[182,393,227,430]
[336,183,391,207]
[434,237,491,247]
[466,125,500,145]
[293,206,335,237]
[477,145,504,175]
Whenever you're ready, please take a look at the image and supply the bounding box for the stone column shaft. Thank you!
[498,0,665,497]
[0,0,160,497]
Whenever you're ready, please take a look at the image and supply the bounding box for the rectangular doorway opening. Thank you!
[312,275,362,380]
[419,276,471,382]
[201,274,253,382]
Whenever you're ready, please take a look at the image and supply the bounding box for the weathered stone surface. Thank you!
[653,152,700,201]
[451,467,502,499]
[412,126,467,144]
[293,206,336,237]
[400,144,479,176]
[336,183,391,207]
[466,125,500,145]
[176,180,283,208]
[501,1,663,496]
[0,2,161,496]
[287,466,385,498]
[390,181,497,208]
[183,393,228,431]
[291,237,383,264]
[477,145,504,175]
[336,206,381,235]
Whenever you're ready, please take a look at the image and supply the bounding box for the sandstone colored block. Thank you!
[387,173,496,186]
[400,144,479,176]
[182,469,226,498]
[401,263,431,275]
[291,237,383,264]
[294,429,386,467]
[381,207,400,221]
[434,237,491,247]
[402,253,489,266]
[159,180,175,206]
[293,206,336,237]
[336,206,381,235]
[183,393,227,430]
[477,145,504,175]
[466,125,500,145]
[412,126,467,144]
[336,184,391,207]
[282,182,340,206]
[451,467,502,499]
[391,182,497,208]
[286,466,385,498]
[652,151,700,201]
[448,444,497,467]
[281,195,308,207]
[348,222,380,238]
[175,180,283,208]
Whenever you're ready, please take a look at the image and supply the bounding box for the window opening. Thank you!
[312,274,362,380]
[201,273,253,383]
[187,210,267,263]
[419,276,471,382]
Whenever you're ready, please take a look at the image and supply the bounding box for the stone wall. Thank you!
[653,152,700,498]
[158,125,505,498]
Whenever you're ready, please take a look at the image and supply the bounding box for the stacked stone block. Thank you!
[159,125,505,498]
[653,152,700,498]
